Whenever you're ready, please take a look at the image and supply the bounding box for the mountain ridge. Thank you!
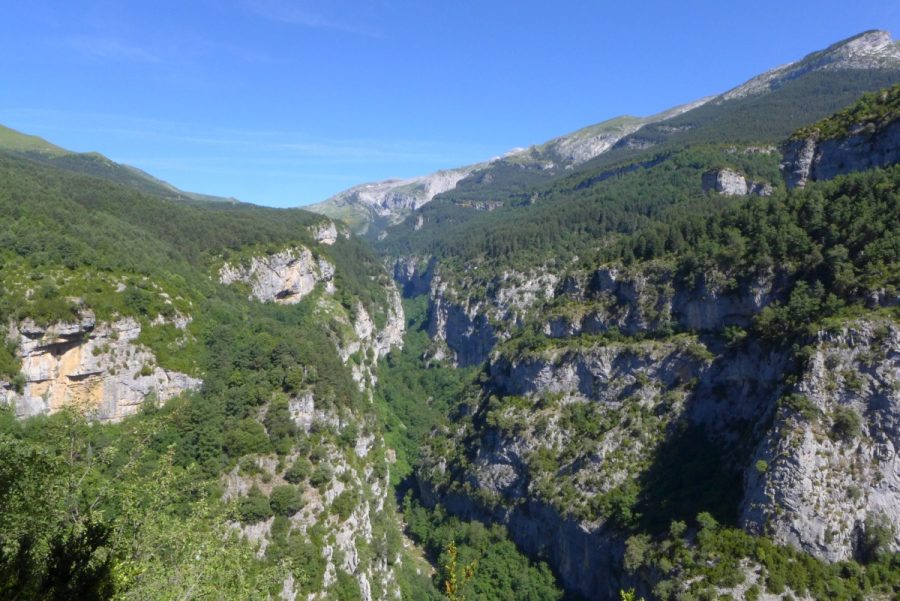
[0,123,242,205]
[308,29,900,238]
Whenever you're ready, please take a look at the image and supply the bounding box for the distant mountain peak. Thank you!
[720,30,900,102]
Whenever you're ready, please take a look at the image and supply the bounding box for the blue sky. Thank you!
[1,1,898,207]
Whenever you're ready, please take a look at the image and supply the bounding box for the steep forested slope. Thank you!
[0,148,438,599]
[391,83,900,601]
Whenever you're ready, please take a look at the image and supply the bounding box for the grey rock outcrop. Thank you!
[391,255,436,297]
[424,263,781,369]
[702,168,773,196]
[219,247,335,303]
[0,314,201,422]
[320,278,405,391]
[308,221,345,245]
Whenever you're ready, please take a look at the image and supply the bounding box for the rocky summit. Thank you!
[1,27,900,601]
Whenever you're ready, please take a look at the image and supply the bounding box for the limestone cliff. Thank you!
[0,313,200,422]
[219,247,336,303]
[324,283,405,391]
[425,267,559,366]
[416,262,900,598]
[308,220,348,246]
[742,318,900,561]
[219,277,408,600]
[402,257,783,367]
[223,392,402,601]
[782,118,900,188]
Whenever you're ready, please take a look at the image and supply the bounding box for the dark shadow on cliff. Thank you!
[630,337,788,535]
[632,421,743,534]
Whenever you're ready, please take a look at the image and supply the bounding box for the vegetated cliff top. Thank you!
[0,146,392,333]
[791,82,900,140]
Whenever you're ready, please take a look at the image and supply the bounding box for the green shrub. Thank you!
[310,463,333,490]
[264,394,297,451]
[860,513,894,562]
[830,406,862,443]
[331,490,358,521]
[780,394,819,421]
[269,484,304,517]
[237,485,272,523]
[223,418,272,457]
[284,458,312,484]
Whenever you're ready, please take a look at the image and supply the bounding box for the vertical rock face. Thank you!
[418,263,900,597]
[427,292,497,367]
[782,136,819,188]
[0,315,201,422]
[219,247,335,303]
[391,256,436,297]
[424,269,559,366]
[319,275,405,394]
[782,119,900,188]
[742,319,900,561]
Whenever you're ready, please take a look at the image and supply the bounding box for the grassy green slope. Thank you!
[0,125,67,155]
[0,123,243,203]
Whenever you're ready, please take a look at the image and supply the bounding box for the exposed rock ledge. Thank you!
[0,314,201,422]
[702,168,773,196]
[219,247,335,303]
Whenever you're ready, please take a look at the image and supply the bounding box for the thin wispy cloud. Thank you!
[2,108,488,165]
[198,40,274,64]
[240,0,383,37]
[57,35,165,64]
